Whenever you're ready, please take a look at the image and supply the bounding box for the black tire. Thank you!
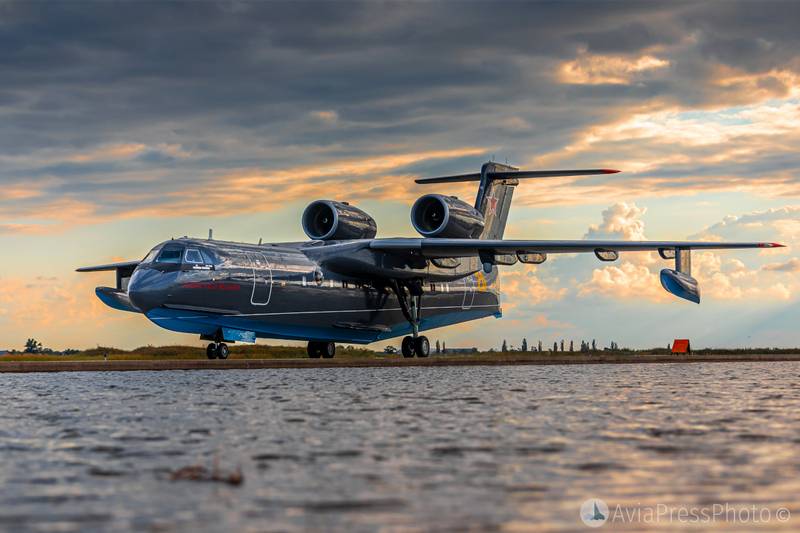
[216,343,229,360]
[414,336,430,358]
[401,336,415,358]
[321,342,336,359]
[307,342,321,359]
[206,343,217,359]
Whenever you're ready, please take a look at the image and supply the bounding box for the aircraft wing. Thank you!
[76,260,141,272]
[369,238,784,304]
[76,260,140,295]
[370,238,784,258]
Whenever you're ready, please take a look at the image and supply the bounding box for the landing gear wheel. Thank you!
[307,341,321,359]
[216,343,229,360]
[206,343,217,360]
[401,336,416,358]
[321,342,336,359]
[414,336,430,358]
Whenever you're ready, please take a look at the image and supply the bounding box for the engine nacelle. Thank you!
[411,194,485,238]
[302,200,377,240]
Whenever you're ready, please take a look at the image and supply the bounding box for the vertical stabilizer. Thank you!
[475,161,518,240]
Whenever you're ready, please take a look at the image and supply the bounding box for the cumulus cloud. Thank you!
[763,258,800,272]
[578,261,667,301]
[692,206,800,242]
[500,266,567,308]
[584,202,648,240]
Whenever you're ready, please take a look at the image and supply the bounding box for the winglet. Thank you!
[602,169,621,174]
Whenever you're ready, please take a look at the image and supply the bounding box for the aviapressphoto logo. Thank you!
[579,499,791,527]
[580,499,609,527]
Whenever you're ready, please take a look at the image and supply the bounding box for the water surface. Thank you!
[1,363,799,531]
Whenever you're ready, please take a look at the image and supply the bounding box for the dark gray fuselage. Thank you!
[127,238,501,344]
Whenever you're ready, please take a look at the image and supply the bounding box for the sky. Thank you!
[0,1,798,351]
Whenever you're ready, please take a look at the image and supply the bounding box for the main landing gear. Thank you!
[206,342,229,360]
[391,279,430,358]
[401,335,429,358]
[307,341,336,359]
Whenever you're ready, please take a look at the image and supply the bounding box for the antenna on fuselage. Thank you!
[258,237,262,245]
[208,228,213,240]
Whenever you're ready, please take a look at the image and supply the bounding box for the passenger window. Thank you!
[156,247,184,264]
[185,249,203,264]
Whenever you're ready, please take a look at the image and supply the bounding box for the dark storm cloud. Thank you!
[0,0,798,224]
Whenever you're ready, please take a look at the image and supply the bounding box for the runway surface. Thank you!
[2,353,800,372]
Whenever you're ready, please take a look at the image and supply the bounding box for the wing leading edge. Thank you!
[370,238,784,258]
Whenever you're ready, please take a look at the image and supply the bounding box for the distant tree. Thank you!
[24,338,42,354]
[435,340,441,354]
[569,340,574,352]
[521,338,528,352]
[442,341,446,353]
[553,341,558,352]
[383,345,397,354]
[560,339,565,352]
[502,339,508,352]
[538,340,542,352]
[591,339,597,351]
[62,348,79,356]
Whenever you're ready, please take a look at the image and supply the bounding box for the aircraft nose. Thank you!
[128,268,167,313]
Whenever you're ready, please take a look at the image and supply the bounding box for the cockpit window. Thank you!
[143,248,160,263]
[184,249,203,264]
[155,247,184,264]
[200,249,219,265]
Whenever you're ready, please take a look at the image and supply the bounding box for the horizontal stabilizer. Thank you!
[415,168,619,184]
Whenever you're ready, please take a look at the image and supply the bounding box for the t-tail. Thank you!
[415,162,620,239]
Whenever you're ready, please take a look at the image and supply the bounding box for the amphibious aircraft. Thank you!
[78,162,784,359]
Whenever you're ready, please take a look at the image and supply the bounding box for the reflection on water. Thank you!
[1,363,799,531]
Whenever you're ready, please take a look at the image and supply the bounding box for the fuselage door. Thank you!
[248,252,273,306]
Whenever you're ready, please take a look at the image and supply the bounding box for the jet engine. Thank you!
[302,200,377,240]
[411,194,484,238]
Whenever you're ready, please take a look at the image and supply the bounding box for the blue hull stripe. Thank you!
[145,306,501,344]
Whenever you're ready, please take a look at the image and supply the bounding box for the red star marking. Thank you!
[485,195,498,216]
